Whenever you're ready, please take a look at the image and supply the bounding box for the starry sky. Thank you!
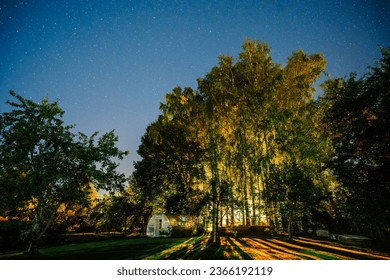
[1,0,389,176]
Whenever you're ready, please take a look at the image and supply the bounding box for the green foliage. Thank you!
[319,47,390,239]
[88,187,141,233]
[0,91,128,251]
[133,86,208,222]
[134,39,328,240]
[264,161,322,212]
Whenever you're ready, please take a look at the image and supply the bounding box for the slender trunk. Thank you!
[250,172,256,225]
[210,163,220,243]
[208,114,220,244]
[211,201,219,243]
[210,173,220,243]
[272,202,278,231]
[243,181,250,226]
[288,209,293,240]
[28,207,57,254]
[240,159,250,226]
[225,206,229,227]
[238,173,245,226]
[230,205,235,227]
[257,174,263,225]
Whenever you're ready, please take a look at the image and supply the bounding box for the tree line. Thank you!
[132,39,389,243]
[1,39,389,251]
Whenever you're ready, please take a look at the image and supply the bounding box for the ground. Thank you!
[1,235,389,260]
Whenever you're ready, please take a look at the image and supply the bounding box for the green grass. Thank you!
[1,235,387,260]
[300,249,340,260]
[0,237,190,260]
[0,236,251,260]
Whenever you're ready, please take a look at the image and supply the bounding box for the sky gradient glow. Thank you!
[1,0,389,175]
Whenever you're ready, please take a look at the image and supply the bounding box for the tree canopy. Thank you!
[133,39,329,241]
[318,47,390,239]
[133,40,389,243]
[0,91,128,252]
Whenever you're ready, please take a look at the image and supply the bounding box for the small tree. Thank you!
[0,91,128,252]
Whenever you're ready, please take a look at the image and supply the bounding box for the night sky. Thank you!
[1,0,389,176]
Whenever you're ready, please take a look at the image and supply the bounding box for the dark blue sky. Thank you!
[1,0,389,175]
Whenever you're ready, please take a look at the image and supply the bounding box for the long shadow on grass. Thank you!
[290,237,387,260]
[246,236,388,260]
[145,236,204,260]
[234,237,303,260]
[191,236,252,260]
[248,238,337,260]
[223,237,253,260]
[166,237,217,260]
[146,236,253,260]
[145,236,226,260]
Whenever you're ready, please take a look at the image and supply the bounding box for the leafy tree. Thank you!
[134,39,328,242]
[0,91,128,252]
[264,161,322,239]
[197,39,326,238]
[133,110,207,229]
[319,48,390,240]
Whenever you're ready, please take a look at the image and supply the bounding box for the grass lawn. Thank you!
[1,235,389,260]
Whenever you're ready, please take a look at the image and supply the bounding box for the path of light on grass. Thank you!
[294,237,390,260]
